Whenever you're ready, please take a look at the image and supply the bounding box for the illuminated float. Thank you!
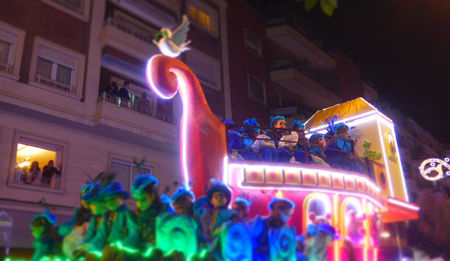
[145,21,419,261]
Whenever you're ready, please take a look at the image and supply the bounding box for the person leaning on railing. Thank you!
[28,161,42,185]
[42,160,61,186]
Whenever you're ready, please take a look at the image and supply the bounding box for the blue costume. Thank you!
[224,119,244,152]
[265,116,291,162]
[325,122,355,171]
[192,180,236,242]
[308,134,326,160]
[238,118,263,161]
[30,211,62,261]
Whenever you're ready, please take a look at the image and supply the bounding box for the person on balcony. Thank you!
[224,119,245,159]
[28,161,42,184]
[238,118,262,161]
[42,160,61,186]
[267,116,297,162]
[138,92,152,114]
[117,81,131,108]
[325,122,355,171]
[102,81,118,104]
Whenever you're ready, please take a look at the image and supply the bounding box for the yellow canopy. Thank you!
[305,97,379,130]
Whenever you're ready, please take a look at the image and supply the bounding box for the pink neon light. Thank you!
[387,198,420,211]
[227,164,383,208]
[146,56,176,99]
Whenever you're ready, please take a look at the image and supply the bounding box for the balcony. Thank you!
[51,0,84,14]
[98,92,177,125]
[263,2,336,71]
[0,61,13,74]
[34,74,76,94]
[270,58,342,110]
[100,16,160,60]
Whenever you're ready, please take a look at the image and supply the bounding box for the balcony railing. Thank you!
[13,172,62,189]
[225,123,372,180]
[104,17,155,45]
[34,74,76,94]
[270,58,340,96]
[51,0,84,14]
[262,2,336,59]
[98,92,177,124]
[0,61,13,74]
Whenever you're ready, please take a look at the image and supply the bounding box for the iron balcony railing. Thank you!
[0,61,13,74]
[104,17,155,45]
[98,92,177,125]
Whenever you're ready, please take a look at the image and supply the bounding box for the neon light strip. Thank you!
[170,68,191,189]
[146,56,176,99]
[387,198,420,211]
[234,174,383,208]
[228,162,381,192]
[385,121,410,202]
[376,117,395,196]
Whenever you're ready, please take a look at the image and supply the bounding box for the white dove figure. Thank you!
[153,15,191,58]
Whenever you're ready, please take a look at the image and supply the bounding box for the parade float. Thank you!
[145,18,419,260]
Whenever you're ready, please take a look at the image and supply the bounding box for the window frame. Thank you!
[0,21,26,80]
[107,153,160,198]
[29,37,85,99]
[41,0,91,22]
[8,130,68,194]
[186,48,222,91]
[186,0,219,38]
[244,28,262,56]
[247,74,266,105]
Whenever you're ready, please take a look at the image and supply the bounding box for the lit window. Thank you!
[248,75,266,105]
[111,159,152,193]
[30,37,85,97]
[244,28,261,56]
[0,21,25,79]
[14,140,62,188]
[187,1,217,36]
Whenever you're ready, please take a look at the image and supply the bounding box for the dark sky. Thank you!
[296,0,450,144]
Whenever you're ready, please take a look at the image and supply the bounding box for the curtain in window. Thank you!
[56,64,72,86]
[0,39,11,65]
[36,57,53,78]
[197,10,210,30]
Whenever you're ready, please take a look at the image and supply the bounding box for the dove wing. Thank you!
[172,15,190,46]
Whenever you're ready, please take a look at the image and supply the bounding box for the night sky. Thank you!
[296,0,450,144]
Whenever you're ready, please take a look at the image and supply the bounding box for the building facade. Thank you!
[0,0,229,253]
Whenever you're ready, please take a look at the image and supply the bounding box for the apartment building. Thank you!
[0,0,229,253]
[227,0,378,127]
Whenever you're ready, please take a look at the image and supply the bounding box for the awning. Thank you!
[380,197,419,223]
[305,97,379,130]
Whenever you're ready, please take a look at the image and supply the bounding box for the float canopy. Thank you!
[305,97,379,130]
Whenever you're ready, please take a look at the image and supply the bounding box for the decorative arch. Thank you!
[303,193,332,232]
[340,197,364,246]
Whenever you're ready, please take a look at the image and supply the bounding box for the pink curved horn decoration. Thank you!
[146,55,227,197]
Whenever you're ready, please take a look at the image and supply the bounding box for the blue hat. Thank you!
[243,118,261,133]
[318,223,339,240]
[83,182,103,203]
[131,173,159,198]
[80,183,93,195]
[207,179,231,207]
[306,223,319,237]
[31,211,57,226]
[268,197,295,211]
[333,122,349,133]
[270,116,285,127]
[309,133,324,143]
[223,119,234,124]
[172,186,195,204]
[101,182,130,200]
[292,120,305,130]
[160,194,171,205]
[234,197,252,211]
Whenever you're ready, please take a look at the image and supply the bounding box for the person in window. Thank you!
[117,81,130,108]
[42,160,61,186]
[28,161,42,184]
[138,92,151,114]
[102,81,118,101]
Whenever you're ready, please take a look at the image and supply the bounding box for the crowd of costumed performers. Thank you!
[28,161,340,261]
[225,115,362,172]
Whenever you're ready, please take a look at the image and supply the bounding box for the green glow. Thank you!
[89,251,103,258]
[111,241,139,254]
[164,249,176,257]
[143,246,156,257]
